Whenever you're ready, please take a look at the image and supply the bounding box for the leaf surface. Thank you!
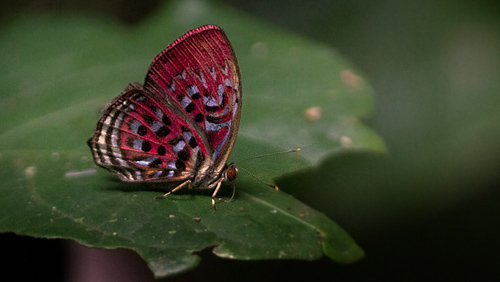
[0,0,383,277]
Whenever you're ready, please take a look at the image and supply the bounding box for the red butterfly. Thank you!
[88,25,241,209]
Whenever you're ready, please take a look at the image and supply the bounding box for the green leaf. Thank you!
[0,0,382,277]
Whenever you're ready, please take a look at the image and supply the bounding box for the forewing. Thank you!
[88,83,208,182]
[144,25,242,171]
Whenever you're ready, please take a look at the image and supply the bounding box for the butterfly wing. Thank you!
[88,25,241,185]
[88,82,208,182]
[143,25,242,176]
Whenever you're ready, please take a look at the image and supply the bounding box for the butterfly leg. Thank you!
[164,180,191,197]
[211,181,224,210]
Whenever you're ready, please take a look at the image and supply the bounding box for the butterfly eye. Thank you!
[226,165,238,181]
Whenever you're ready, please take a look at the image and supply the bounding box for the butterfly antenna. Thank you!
[237,147,302,190]
[240,147,301,163]
[238,166,279,191]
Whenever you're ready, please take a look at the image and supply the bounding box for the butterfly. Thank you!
[87,25,241,209]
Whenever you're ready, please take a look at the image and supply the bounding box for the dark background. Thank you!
[2,0,499,281]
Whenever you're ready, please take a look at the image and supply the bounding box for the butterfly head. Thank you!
[224,163,238,182]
